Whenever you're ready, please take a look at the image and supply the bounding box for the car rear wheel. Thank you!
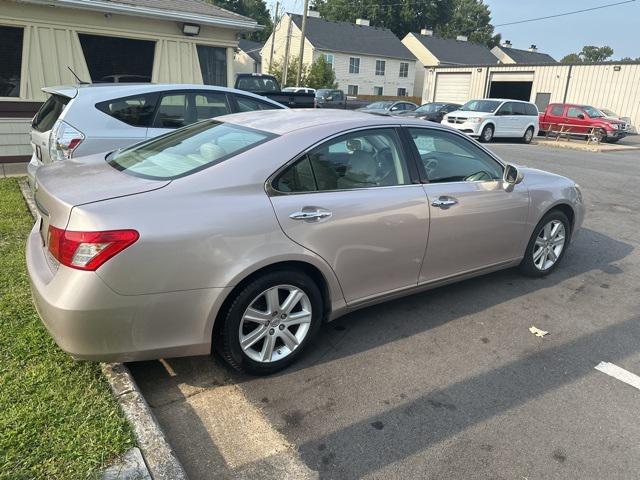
[479,124,494,143]
[522,127,534,144]
[217,270,323,374]
[519,210,570,277]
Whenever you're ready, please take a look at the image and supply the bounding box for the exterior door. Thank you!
[269,128,429,304]
[405,127,530,283]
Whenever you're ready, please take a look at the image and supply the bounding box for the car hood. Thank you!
[34,153,170,209]
[358,108,390,115]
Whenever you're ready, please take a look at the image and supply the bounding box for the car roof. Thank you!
[217,108,437,135]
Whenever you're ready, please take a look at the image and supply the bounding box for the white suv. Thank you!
[28,83,285,187]
[441,98,539,143]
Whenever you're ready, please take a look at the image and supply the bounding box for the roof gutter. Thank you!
[18,0,262,31]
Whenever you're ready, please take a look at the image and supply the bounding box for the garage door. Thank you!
[434,73,471,104]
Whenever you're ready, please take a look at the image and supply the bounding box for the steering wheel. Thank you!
[464,171,492,182]
[421,154,439,178]
[374,147,395,184]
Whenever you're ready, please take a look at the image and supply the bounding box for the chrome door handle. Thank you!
[289,210,332,221]
[431,197,457,208]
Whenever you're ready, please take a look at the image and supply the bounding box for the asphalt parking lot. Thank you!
[129,140,640,480]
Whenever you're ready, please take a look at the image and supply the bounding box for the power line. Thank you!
[494,0,636,27]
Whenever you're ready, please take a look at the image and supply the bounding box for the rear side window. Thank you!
[109,120,275,180]
[234,95,280,112]
[550,105,564,116]
[153,94,188,128]
[512,103,526,115]
[96,93,158,127]
[194,92,231,121]
[32,94,70,132]
[525,103,538,116]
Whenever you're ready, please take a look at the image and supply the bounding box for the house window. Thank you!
[373,86,383,96]
[347,85,359,96]
[0,25,23,97]
[79,33,154,83]
[375,60,386,76]
[397,88,407,96]
[349,57,360,74]
[399,62,409,78]
[324,54,334,69]
[197,45,228,87]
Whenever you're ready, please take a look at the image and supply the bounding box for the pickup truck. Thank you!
[539,103,628,143]
[234,74,315,109]
[314,89,370,110]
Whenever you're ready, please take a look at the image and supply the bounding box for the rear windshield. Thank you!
[108,120,275,180]
[236,76,279,93]
[32,94,70,132]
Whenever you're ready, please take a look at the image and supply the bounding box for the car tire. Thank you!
[479,124,494,143]
[522,127,534,144]
[217,269,323,375]
[519,210,571,278]
[604,137,620,143]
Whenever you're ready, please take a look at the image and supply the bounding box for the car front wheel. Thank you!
[519,210,570,277]
[217,270,323,374]
[479,124,494,143]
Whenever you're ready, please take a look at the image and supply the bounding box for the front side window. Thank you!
[197,45,227,87]
[397,88,407,97]
[79,33,154,83]
[375,60,386,76]
[567,107,584,118]
[274,128,411,192]
[347,85,359,96]
[235,95,280,112]
[96,93,158,127]
[408,128,502,183]
[349,57,360,74]
[373,86,383,96]
[109,120,274,179]
[0,25,23,97]
[399,62,409,78]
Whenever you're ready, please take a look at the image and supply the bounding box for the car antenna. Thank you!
[67,66,91,85]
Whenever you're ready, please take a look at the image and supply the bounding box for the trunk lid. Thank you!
[34,153,169,246]
[31,87,78,166]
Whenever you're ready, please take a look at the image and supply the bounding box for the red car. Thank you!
[539,103,627,143]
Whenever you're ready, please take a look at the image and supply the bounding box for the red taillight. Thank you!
[48,226,139,271]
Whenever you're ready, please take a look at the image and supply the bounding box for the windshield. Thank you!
[365,101,394,110]
[415,103,446,114]
[583,105,603,118]
[460,100,501,113]
[600,108,616,117]
[109,120,274,180]
[236,76,279,93]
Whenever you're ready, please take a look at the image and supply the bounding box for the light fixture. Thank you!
[182,23,201,36]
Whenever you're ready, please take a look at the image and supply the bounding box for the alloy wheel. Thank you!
[239,285,312,363]
[524,128,533,143]
[533,220,566,271]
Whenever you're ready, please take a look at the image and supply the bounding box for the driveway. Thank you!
[129,142,640,480]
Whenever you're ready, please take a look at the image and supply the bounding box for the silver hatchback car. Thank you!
[27,110,584,374]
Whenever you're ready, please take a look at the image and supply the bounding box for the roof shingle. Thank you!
[411,33,499,65]
[497,46,557,64]
[238,39,263,63]
[290,14,414,61]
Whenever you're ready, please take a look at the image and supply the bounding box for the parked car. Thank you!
[443,99,539,143]
[539,103,627,143]
[27,83,285,187]
[234,73,315,108]
[28,109,584,374]
[394,102,461,122]
[598,108,633,133]
[357,100,418,116]
[283,87,316,95]
[314,89,370,110]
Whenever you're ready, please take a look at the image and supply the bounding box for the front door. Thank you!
[405,127,530,283]
[269,127,429,303]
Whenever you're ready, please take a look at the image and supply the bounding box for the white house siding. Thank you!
[329,53,414,96]
[234,50,259,74]
[401,33,440,97]
[422,63,640,131]
[0,0,241,159]
[261,15,314,76]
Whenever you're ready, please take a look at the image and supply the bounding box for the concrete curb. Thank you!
[18,180,188,480]
[533,139,640,153]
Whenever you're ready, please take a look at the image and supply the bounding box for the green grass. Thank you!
[0,178,134,479]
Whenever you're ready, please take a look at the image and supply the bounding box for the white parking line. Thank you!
[595,361,640,391]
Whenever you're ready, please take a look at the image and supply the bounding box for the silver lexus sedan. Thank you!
[27,110,584,374]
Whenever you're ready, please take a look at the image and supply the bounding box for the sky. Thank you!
[269,0,640,60]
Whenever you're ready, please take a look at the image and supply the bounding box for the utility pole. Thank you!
[268,1,279,73]
[282,15,292,86]
[295,0,310,86]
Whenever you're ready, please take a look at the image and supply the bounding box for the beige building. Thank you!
[0,0,260,162]
[262,12,415,97]
[422,62,640,131]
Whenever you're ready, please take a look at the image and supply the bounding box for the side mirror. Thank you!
[504,164,524,185]
[577,113,585,119]
[326,96,333,101]
[390,106,399,111]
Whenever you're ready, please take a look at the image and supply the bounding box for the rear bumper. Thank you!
[26,224,228,362]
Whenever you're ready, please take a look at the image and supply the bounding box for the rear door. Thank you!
[269,127,429,304]
[512,102,528,135]
[493,102,516,136]
[406,127,529,282]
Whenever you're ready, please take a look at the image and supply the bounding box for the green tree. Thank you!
[305,56,337,89]
[313,0,498,47]
[620,56,640,61]
[562,45,614,63]
[205,0,273,42]
[268,56,308,87]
